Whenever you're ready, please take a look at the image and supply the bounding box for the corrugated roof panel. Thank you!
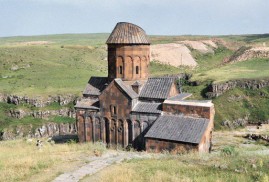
[145,115,209,144]
[83,77,108,96]
[132,102,162,114]
[139,77,177,100]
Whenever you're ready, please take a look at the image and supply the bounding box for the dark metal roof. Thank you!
[83,77,108,96]
[106,22,150,44]
[75,99,99,110]
[114,79,138,99]
[139,77,177,100]
[166,93,192,101]
[145,115,209,144]
[132,102,162,114]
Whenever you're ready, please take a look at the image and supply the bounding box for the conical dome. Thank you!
[106,22,150,44]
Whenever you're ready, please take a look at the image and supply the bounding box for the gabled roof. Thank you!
[114,79,138,99]
[106,22,150,45]
[74,98,99,110]
[83,77,108,96]
[145,115,209,144]
[139,77,177,100]
[132,102,162,114]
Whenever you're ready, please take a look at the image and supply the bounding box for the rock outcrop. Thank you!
[9,108,76,119]
[0,93,78,107]
[206,79,269,98]
[227,47,269,63]
[0,122,77,140]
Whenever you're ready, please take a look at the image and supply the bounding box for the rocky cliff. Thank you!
[9,108,76,119]
[206,79,269,98]
[0,93,78,107]
[0,122,77,140]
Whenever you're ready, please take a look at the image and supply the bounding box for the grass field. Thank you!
[0,139,107,182]
[192,58,269,83]
[0,45,107,96]
[1,33,269,129]
[1,127,269,182]
[83,128,269,182]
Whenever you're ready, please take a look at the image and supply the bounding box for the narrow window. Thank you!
[110,105,114,114]
[113,106,117,115]
[136,66,139,74]
[119,66,123,74]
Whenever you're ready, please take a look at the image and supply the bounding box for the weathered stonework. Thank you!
[75,22,215,153]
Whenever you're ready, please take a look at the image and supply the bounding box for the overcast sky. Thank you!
[0,0,268,37]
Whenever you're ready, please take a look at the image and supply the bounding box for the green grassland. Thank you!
[83,129,269,182]
[1,33,269,129]
[0,45,107,96]
[1,34,269,182]
[0,33,109,46]
[192,58,269,83]
[0,139,107,182]
[1,129,269,182]
[87,153,269,182]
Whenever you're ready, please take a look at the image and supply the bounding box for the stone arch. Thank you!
[133,56,141,79]
[104,117,110,145]
[133,120,141,139]
[85,116,93,142]
[126,119,133,145]
[141,56,147,78]
[117,119,124,147]
[116,56,124,78]
[77,115,86,142]
[124,56,133,80]
[110,119,117,145]
[141,121,150,150]
[133,120,141,150]
[94,117,102,142]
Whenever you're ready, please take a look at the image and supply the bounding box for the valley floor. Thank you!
[0,125,269,182]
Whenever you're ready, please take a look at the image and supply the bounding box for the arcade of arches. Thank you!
[77,112,149,149]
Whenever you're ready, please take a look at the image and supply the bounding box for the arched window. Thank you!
[110,105,117,116]
[119,66,123,74]
[136,66,139,74]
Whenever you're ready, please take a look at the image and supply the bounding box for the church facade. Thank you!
[75,22,215,153]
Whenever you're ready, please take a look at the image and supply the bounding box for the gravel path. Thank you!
[52,151,152,182]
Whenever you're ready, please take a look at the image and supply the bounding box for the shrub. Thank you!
[221,146,238,156]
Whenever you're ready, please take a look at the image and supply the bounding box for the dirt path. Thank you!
[52,151,152,182]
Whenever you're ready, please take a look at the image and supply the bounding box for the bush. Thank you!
[221,146,238,156]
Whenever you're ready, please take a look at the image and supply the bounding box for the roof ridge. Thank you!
[114,79,138,99]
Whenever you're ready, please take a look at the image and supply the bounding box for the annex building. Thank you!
[75,22,215,153]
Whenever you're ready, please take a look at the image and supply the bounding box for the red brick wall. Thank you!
[107,44,150,81]
[146,138,198,154]
[99,80,133,119]
[163,103,213,119]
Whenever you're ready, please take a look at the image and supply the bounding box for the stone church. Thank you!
[75,22,215,153]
